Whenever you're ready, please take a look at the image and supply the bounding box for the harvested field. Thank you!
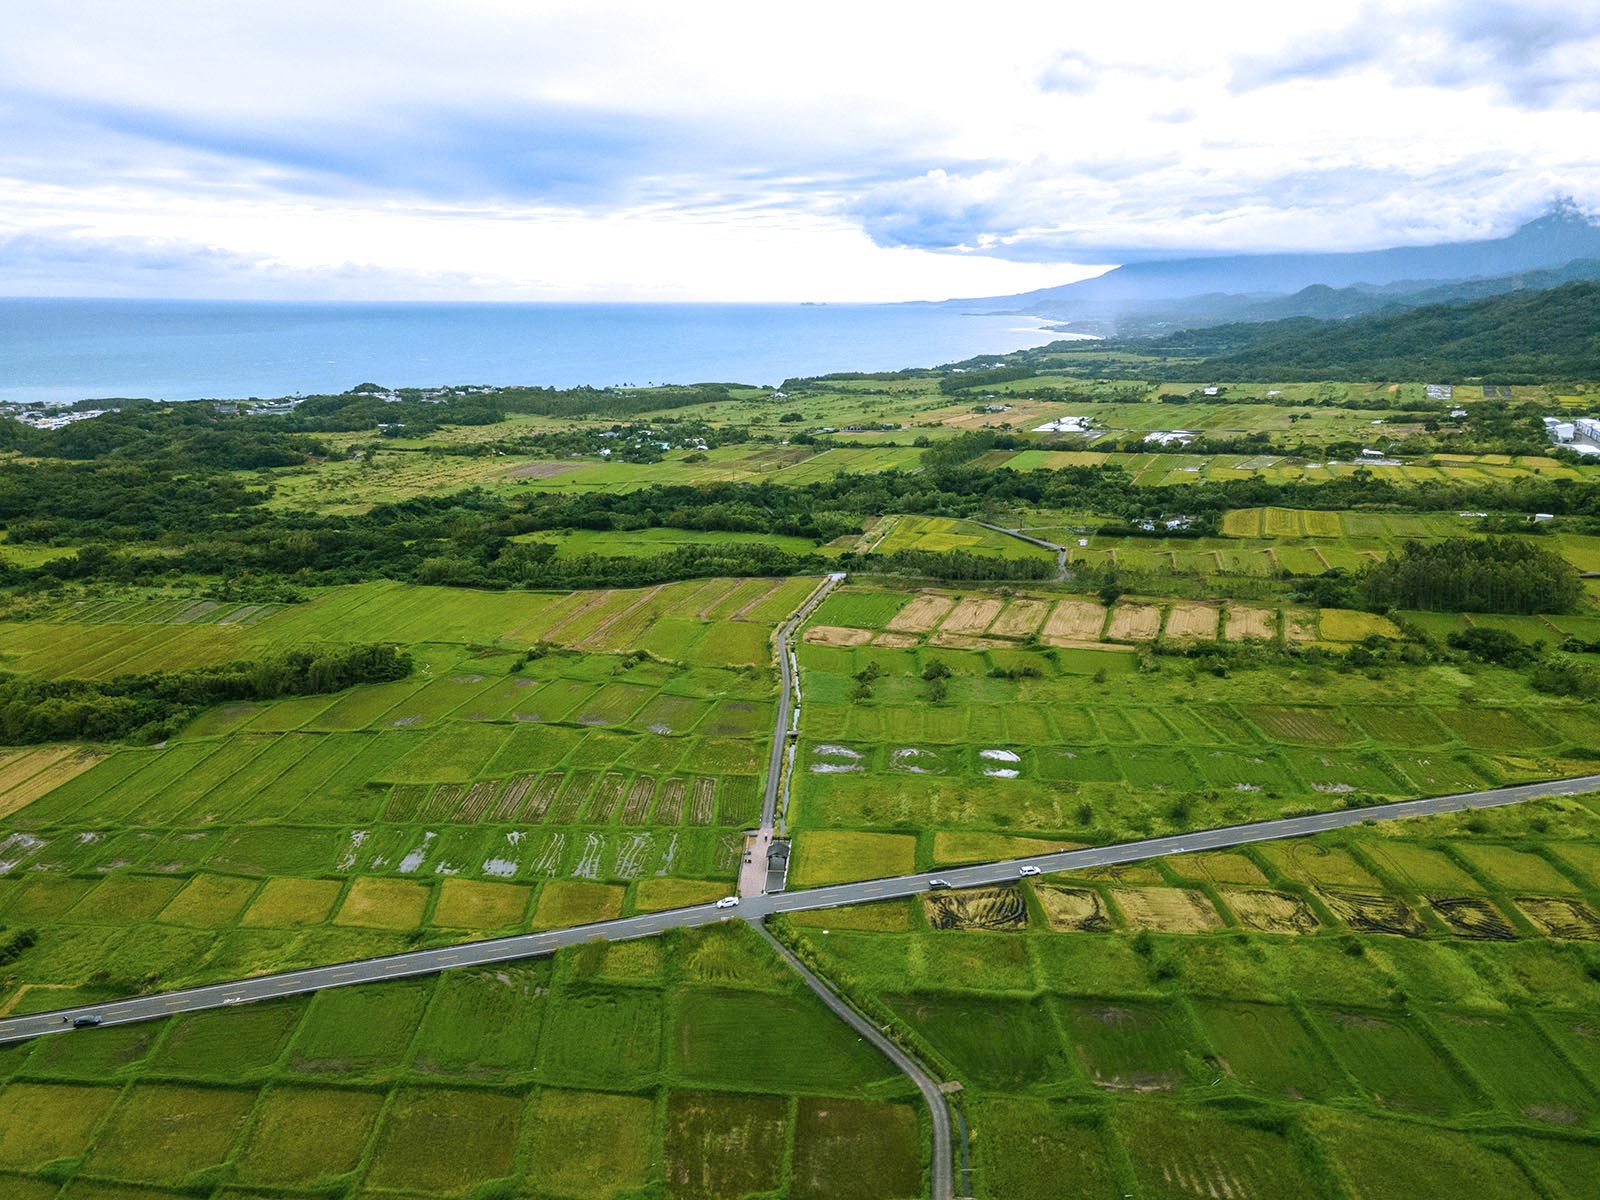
[886,594,955,633]
[1035,885,1113,932]
[873,632,921,648]
[988,598,1049,638]
[1318,888,1426,936]
[939,597,1003,635]
[585,773,628,823]
[1042,599,1107,642]
[687,776,717,825]
[1431,896,1518,940]
[386,783,431,820]
[619,777,657,824]
[1163,602,1219,640]
[1225,604,1277,641]
[655,777,688,823]
[804,625,873,647]
[1111,887,1224,932]
[1106,603,1162,641]
[1516,896,1600,940]
[1218,888,1320,934]
[922,885,1029,930]
[524,773,564,820]
[505,460,584,479]
[1283,609,1319,642]
[491,775,535,821]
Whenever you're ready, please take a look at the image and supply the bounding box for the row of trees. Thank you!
[0,643,411,745]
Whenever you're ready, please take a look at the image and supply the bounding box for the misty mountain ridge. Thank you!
[970,202,1600,334]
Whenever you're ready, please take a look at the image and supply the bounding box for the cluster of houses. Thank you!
[1544,415,1600,456]
[8,407,111,430]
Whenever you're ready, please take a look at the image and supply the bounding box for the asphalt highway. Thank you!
[5,769,1596,1046]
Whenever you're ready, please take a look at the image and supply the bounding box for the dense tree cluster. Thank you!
[0,643,411,744]
[1039,282,1600,383]
[1358,537,1583,614]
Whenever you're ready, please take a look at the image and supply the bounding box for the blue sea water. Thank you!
[0,298,1068,405]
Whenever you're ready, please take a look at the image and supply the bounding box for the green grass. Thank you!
[673,986,899,1092]
[526,1088,656,1200]
[232,1084,383,1186]
[1114,1102,1327,1200]
[1309,1010,1480,1117]
[791,1096,923,1200]
[364,1086,523,1193]
[288,982,431,1075]
[82,1083,255,1185]
[886,992,1070,1090]
[536,984,662,1089]
[664,1090,789,1200]
[410,965,548,1075]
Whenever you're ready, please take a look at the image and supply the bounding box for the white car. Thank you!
[715,896,741,909]
[1018,865,1042,877]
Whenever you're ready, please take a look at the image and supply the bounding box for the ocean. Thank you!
[0,298,1071,405]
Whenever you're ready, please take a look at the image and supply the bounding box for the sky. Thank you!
[3,0,1599,303]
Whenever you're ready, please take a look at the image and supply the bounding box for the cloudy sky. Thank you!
[3,0,1598,302]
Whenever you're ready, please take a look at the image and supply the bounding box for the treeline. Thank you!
[0,643,411,745]
[5,451,1600,595]
[1357,537,1583,614]
[1043,281,1600,382]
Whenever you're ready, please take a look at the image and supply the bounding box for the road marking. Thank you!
[333,970,355,978]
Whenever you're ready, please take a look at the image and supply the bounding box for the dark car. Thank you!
[71,1015,103,1028]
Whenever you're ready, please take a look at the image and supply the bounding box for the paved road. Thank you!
[740,571,843,896]
[976,521,1068,580]
[5,770,1596,1046]
[757,925,954,1200]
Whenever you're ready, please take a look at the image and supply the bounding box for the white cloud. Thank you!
[0,1,1596,299]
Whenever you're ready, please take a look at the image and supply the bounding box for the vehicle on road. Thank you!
[715,896,740,909]
[927,879,952,889]
[71,1015,102,1028]
[1018,865,1042,876]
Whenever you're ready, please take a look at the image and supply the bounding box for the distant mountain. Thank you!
[968,203,1600,333]
[1085,256,1600,337]
[1042,280,1600,382]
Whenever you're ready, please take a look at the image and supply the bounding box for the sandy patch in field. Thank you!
[1042,599,1107,642]
[988,598,1050,638]
[1111,887,1225,932]
[1225,605,1277,640]
[887,594,956,633]
[804,625,874,647]
[1218,888,1320,934]
[1163,603,1220,640]
[929,633,1009,649]
[874,632,921,648]
[1283,608,1319,643]
[1035,885,1113,931]
[504,460,584,479]
[1106,604,1163,641]
[939,597,1004,635]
